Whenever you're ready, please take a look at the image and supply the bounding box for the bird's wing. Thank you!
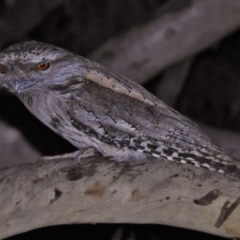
[65,65,225,160]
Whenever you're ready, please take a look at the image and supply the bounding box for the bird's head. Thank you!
[0,41,81,94]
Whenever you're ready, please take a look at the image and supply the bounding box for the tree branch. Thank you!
[89,0,240,84]
[1,157,240,238]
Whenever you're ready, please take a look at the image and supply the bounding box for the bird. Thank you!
[0,41,239,180]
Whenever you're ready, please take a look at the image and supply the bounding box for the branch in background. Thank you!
[89,0,240,84]
[0,120,40,169]
[1,157,240,239]
[0,0,65,49]
[198,122,240,160]
[155,58,193,107]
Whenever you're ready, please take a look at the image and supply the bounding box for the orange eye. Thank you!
[36,62,50,71]
[0,64,8,74]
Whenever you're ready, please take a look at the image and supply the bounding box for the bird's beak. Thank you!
[2,78,27,93]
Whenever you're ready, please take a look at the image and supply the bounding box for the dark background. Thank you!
[1,0,240,239]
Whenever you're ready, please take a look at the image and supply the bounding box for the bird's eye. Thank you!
[0,64,8,74]
[36,62,50,71]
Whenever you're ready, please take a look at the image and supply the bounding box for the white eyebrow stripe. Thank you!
[84,70,156,106]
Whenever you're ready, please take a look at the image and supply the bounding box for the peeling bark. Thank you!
[215,197,240,228]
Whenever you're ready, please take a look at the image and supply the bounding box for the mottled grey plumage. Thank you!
[0,41,240,180]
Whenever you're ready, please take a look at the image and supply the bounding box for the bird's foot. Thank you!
[40,147,99,165]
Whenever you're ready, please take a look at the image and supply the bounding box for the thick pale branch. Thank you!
[1,157,240,238]
[89,0,240,84]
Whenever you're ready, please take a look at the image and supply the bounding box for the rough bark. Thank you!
[89,0,240,84]
[1,157,240,239]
